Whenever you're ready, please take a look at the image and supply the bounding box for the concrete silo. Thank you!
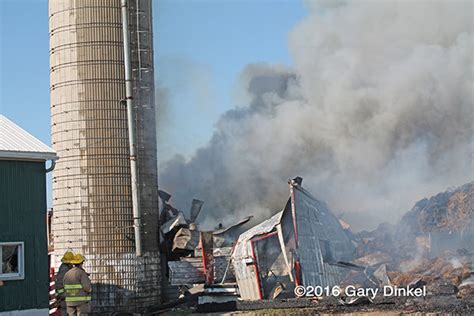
[49,0,160,312]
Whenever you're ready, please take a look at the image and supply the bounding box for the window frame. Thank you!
[0,241,25,281]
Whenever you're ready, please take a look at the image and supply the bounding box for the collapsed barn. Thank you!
[157,177,355,305]
[232,177,355,300]
[155,180,474,314]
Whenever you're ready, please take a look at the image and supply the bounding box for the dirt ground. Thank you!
[160,294,473,315]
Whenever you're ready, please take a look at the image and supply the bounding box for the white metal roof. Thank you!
[0,115,57,161]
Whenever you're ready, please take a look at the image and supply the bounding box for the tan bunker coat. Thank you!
[63,266,92,312]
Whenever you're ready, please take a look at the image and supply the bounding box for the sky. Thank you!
[0,0,306,206]
[154,0,306,162]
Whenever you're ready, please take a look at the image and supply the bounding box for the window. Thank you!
[0,242,24,281]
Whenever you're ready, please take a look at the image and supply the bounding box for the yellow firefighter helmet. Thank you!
[70,253,86,264]
[61,251,74,263]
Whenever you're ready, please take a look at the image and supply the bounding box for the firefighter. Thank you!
[63,253,91,316]
[56,251,74,316]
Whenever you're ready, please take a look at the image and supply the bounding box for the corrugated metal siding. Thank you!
[168,256,235,285]
[232,212,283,300]
[168,258,205,285]
[0,161,49,312]
[49,0,160,312]
[293,185,354,287]
[232,242,261,301]
[233,185,355,300]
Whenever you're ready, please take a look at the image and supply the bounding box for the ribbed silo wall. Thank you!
[49,0,160,312]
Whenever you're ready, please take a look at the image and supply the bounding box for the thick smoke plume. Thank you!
[160,1,473,230]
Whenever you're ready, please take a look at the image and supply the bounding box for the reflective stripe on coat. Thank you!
[63,267,92,304]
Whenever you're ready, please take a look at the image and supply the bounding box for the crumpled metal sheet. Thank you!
[190,199,204,223]
[232,211,284,261]
[214,215,254,248]
[214,215,253,235]
[161,212,187,235]
[373,264,391,286]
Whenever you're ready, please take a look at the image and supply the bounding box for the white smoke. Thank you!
[159,1,473,231]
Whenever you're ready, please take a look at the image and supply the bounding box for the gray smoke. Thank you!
[159,1,473,231]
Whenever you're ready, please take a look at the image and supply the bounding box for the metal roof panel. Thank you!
[0,115,56,161]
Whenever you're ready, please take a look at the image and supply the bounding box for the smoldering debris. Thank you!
[158,190,245,292]
[354,182,474,266]
[338,181,474,310]
[158,180,473,314]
